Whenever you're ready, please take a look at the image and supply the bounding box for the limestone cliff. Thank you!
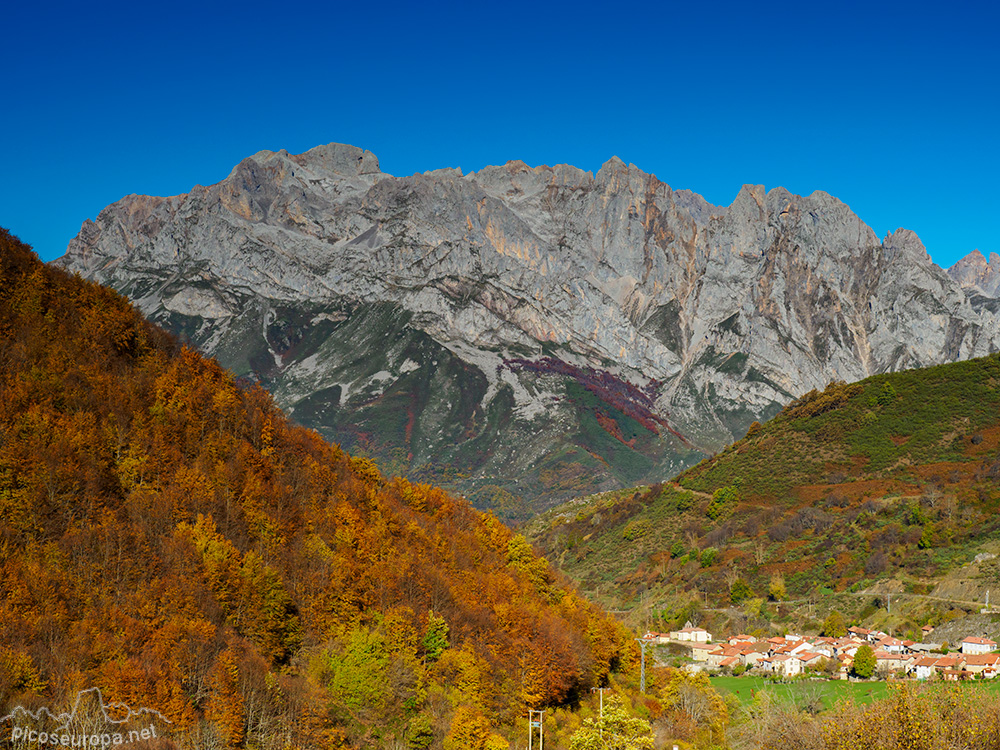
[57,143,999,518]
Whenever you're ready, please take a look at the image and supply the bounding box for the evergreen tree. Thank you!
[422,611,449,663]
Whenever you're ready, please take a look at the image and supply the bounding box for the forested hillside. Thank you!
[529,359,1000,636]
[0,228,633,749]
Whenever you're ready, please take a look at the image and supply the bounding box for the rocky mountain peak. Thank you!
[596,155,632,185]
[294,142,382,175]
[883,228,931,262]
[730,183,767,215]
[56,143,1000,518]
[949,248,1000,296]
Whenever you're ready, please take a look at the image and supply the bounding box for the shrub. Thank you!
[877,381,897,407]
[623,519,651,541]
[768,522,792,542]
[707,486,739,521]
[864,552,887,575]
[730,578,753,604]
[705,523,733,547]
[781,381,863,419]
[918,523,934,549]
[823,490,849,509]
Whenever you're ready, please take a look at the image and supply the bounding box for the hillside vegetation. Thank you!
[0,228,634,749]
[528,359,1000,635]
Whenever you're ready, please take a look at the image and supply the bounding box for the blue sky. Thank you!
[3,0,997,267]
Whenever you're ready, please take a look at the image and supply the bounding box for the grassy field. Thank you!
[711,676,1000,712]
[711,676,890,710]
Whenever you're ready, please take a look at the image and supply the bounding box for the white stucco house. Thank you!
[670,625,712,642]
[961,636,997,655]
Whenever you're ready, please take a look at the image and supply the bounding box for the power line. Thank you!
[636,638,654,692]
[590,687,610,740]
[528,710,544,750]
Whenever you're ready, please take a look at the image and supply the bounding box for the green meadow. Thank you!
[712,676,1000,713]
[711,676,890,710]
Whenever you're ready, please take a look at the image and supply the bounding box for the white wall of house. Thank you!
[962,639,996,655]
[783,658,802,677]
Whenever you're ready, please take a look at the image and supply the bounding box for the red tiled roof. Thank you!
[963,654,1000,666]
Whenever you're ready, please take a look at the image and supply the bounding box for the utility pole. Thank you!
[528,710,544,750]
[636,637,654,692]
[590,687,609,739]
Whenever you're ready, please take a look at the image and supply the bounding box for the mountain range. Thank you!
[57,143,1000,518]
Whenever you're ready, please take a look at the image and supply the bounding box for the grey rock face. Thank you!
[57,143,999,518]
[949,249,1000,298]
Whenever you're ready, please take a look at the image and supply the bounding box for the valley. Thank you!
[7,143,1000,750]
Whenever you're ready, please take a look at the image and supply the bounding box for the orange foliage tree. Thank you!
[0,227,632,748]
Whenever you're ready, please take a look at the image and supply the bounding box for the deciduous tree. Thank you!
[569,694,653,750]
[852,645,876,678]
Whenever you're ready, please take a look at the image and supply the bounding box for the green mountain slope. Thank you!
[527,358,1000,634]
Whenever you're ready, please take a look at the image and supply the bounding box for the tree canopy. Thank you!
[0,228,634,748]
[852,645,877,678]
[569,695,653,750]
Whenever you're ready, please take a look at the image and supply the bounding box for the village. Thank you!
[646,623,1000,681]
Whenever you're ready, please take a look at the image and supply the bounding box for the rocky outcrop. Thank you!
[57,143,999,518]
[949,249,1000,297]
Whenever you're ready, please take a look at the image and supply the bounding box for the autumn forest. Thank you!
[0,228,635,749]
